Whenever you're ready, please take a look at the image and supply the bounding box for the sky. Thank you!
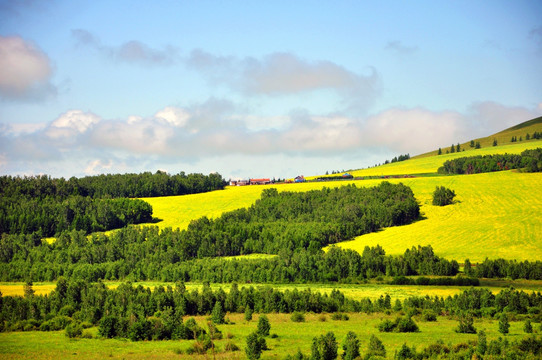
[1,1,541,180]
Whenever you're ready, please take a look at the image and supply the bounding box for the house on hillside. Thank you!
[294,175,305,183]
[250,178,271,185]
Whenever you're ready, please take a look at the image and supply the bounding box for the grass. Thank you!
[0,312,535,359]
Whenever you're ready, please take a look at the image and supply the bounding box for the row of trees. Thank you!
[0,226,464,281]
[0,171,226,199]
[0,196,153,236]
[383,153,410,164]
[438,148,542,174]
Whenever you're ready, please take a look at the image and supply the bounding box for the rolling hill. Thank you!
[143,118,542,263]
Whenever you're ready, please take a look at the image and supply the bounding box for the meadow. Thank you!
[0,312,534,359]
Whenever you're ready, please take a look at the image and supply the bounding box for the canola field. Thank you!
[142,140,542,263]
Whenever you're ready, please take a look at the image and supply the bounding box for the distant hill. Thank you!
[415,116,542,158]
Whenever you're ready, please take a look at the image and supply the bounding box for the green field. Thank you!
[0,312,534,359]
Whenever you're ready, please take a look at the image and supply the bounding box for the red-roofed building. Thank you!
[250,178,271,185]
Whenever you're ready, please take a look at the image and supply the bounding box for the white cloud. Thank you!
[187,50,380,110]
[46,110,101,139]
[0,35,55,100]
[85,159,113,175]
[154,107,190,127]
[1,101,541,178]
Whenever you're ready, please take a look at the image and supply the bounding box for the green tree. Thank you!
[396,343,416,360]
[524,319,533,333]
[341,331,360,360]
[245,331,265,360]
[311,332,338,360]
[367,334,386,358]
[477,329,487,355]
[245,306,253,322]
[438,148,442,155]
[470,140,475,148]
[257,314,270,337]
[211,301,225,324]
[493,138,498,146]
[499,313,510,335]
[464,259,472,276]
[432,186,456,206]
[456,143,460,152]
[455,313,476,334]
[475,141,481,149]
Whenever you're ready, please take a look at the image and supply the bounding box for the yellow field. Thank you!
[140,140,542,263]
[3,279,541,299]
[332,171,542,262]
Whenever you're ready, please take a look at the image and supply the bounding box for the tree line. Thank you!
[438,148,542,175]
[0,171,226,237]
[0,171,226,199]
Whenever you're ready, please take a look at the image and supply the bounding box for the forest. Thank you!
[437,148,542,175]
[0,171,226,237]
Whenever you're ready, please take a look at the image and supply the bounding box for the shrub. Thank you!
[455,314,477,334]
[245,331,266,360]
[331,312,349,321]
[65,322,83,338]
[257,315,270,337]
[422,309,438,322]
[224,341,240,352]
[290,312,306,322]
[432,186,456,206]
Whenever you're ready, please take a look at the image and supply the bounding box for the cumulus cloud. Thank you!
[72,29,178,65]
[45,109,101,140]
[187,50,380,109]
[1,101,541,177]
[0,35,56,100]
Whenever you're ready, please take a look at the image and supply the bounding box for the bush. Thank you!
[257,315,270,336]
[331,312,349,321]
[455,314,477,334]
[432,186,456,206]
[422,309,438,322]
[65,322,83,338]
[290,312,306,322]
[224,341,240,352]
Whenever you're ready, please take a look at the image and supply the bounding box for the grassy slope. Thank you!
[142,140,542,262]
[0,313,531,359]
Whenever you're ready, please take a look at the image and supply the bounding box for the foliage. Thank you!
[438,148,542,175]
[245,331,266,360]
[378,315,419,333]
[341,331,360,360]
[498,313,510,335]
[455,313,476,334]
[432,186,456,206]
[291,311,306,322]
[211,301,225,324]
[311,331,338,360]
[367,334,386,358]
[257,315,270,336]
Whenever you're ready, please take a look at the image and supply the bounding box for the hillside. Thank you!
[143,118,542,263]
[415,115,542,158]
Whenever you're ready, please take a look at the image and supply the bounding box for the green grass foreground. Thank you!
[0,312,534,359]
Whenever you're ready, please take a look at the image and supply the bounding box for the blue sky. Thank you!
[1,0,541,179]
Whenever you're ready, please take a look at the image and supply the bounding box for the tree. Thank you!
[245,331,265,360]
[432,186,456,206]
[396,343,416,360]
[470,140,475,148]
[477,329,487,355]
[499,313,510,335]
[23,281,34,298]
[438,148,442,155]
[455,313,476,334]
[257,314,270,336]
[341,331,360,360]
[456,143,460,152]
[367,334,386,358]
[464,259,472,276]
[245,306,253,322]
[450,144,455,153]
[493,138,498,146]
[475,141,481,149]
[211,301,225,324]
[524,319,533,334]
[311,332,338,360]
